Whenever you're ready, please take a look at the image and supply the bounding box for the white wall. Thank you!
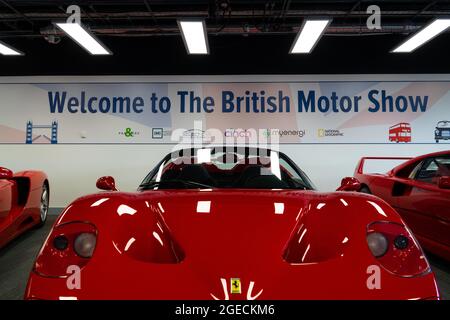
[1,144,448,207]
[1,74,449,207]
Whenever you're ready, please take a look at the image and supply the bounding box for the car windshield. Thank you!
[438,121,450,127]
[139,147,315,190]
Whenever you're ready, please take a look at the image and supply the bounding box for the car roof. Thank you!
[393,150,450,173]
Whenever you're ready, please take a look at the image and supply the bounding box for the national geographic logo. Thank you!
[318,129,344,137]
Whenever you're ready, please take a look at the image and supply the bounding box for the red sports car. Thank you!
[0,166,49,249]
[345,150,450,261]
[26,147,439,300]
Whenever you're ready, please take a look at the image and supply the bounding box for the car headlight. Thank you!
[366,221,430,277]
[74,233,97,258]
[367,232,388,257]
[33,222,98,277]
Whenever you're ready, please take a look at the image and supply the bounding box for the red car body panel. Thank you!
[26,188,439,300]
[0,170,48,248]
[354,151,450,261]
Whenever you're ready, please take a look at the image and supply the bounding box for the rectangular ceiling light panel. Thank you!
[392,19,450,53]
[178,20,209,54]
[0,41,23,55]
[56,22,111,55]
[290,19,331,54]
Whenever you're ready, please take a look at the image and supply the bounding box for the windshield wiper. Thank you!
[139,179,214,189]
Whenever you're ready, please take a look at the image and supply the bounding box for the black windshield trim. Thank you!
[138,146,316,191]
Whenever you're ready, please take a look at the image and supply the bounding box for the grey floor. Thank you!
[0,212,449,300]
[0,213,57,300]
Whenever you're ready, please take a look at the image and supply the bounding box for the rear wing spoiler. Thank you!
[355,157,413,175]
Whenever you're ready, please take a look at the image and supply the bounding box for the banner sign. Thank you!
[1,79,449,144]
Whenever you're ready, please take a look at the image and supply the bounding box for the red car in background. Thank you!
[26,146,439,300]
[0,166,49,249]
[389,123,411,143]
[344,151,450,261]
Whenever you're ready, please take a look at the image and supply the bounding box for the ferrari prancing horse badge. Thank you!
[230,278,241,294]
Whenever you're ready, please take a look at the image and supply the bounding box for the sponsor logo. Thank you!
[318,128,344,137]
[180,129,213,143]
[152,128,163,139]
[224,128,253,138]
[118,127,139,137]
[152,128,171,139]
[263,129,306,138]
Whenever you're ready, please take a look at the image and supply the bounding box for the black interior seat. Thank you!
[178,164,216,186]
[160,169,180,181]
[233,165,264,187]
[243,175,289,189]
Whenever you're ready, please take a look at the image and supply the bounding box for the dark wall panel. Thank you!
[0,32,449,75]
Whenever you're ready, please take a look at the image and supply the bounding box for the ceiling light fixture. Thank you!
[290,19,331,54]
[178,20,209,54]
[392,18,450,53]
[55,22,111,55]
[0,41,23,56]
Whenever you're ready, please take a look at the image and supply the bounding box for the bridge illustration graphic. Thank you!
[25,121,58,144]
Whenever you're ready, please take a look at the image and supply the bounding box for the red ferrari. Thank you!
[0,166,49,249]
[343,150,450,262]
[26,147,439,300]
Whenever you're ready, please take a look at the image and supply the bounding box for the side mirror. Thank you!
[0,167,13,179]
[96,176,117,191]
[438,176,450,189]
[337,177,361,192]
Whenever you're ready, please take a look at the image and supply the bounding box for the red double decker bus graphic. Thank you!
[389,122,411,143]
